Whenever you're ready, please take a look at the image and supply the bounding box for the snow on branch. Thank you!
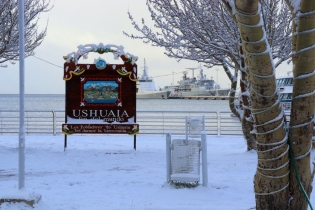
[124,0,292,71]
[287,0,301,13]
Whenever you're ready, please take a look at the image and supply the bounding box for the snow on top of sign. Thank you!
[65,43,138,65]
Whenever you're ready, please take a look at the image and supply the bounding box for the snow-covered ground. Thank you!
[0,134,314,210]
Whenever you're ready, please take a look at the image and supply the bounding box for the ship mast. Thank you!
[141,58,150,81]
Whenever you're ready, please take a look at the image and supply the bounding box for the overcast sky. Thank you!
[0,0,292,94]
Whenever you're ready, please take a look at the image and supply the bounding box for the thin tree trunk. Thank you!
[239,39,256,150]
[288,0,315,209]
[228,76,239,117]
[235,0,289,209]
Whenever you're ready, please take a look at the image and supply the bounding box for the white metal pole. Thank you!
[52,111,56,135]
[18,0,25,190]
[217,111,221,137]
[166,132,171,183]
[201,131,208,186]
[185,116,188,141]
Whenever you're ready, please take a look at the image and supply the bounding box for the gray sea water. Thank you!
[0,94,230,111]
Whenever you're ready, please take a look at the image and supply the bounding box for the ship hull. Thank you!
[137,90,170,99]
[178,88,209,96]
[206,89,230,96]
[169,87,230,97]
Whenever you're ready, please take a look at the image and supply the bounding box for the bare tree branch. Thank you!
[0,0,52,67]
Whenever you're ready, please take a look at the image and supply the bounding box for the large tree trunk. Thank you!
[288,0,315,209]
[235,0,289,209]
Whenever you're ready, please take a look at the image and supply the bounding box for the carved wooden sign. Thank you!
[62,43,139,135]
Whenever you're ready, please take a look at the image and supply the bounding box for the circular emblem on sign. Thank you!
[94,58,107,70]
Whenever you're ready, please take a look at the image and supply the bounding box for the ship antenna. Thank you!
[185,67,198,79]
